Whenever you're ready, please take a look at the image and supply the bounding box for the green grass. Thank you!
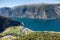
[1,26,60,40]
[0,26,21,36]
[17,32,60,40]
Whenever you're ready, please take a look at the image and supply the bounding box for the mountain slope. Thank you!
[0,16,21,33]
[1,32,60,40]
[0,4,60,19]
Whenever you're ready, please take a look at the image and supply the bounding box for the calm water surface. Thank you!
[12,18,60,32]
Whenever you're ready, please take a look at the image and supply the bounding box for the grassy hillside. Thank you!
[0,26,21,37]
[0,26,32,40]
[0,27,60,40]
[19,32,60,40]
[0,25,60,40]
[0,26,21,36]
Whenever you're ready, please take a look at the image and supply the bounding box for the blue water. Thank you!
[12,18,60,32]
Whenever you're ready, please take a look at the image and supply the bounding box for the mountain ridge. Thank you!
[0,4,60,19]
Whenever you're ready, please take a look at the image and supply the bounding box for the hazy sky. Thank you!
[0,0,60,8]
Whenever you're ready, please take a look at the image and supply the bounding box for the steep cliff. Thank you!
[0,4,60,19]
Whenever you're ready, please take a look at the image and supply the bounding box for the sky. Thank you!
[0,0,60,8]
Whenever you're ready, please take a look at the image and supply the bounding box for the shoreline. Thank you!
[21,26,60,33]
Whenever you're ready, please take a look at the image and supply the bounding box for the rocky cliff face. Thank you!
[0,4,60,19]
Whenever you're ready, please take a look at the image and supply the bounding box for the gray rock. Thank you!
[0,4,60,19]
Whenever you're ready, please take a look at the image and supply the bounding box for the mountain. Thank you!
[0,4,60,19]
[0,16,21,33]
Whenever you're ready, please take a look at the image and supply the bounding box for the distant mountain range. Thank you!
[0,4,60,19]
